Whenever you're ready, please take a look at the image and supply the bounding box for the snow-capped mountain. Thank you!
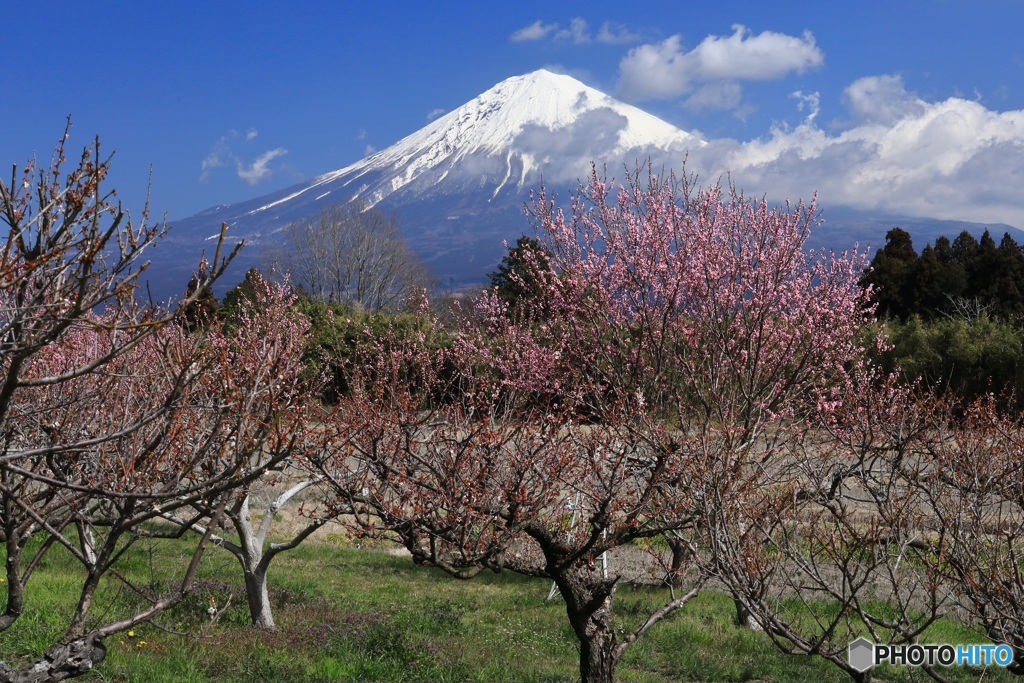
[271,68,700,209]
[161,70,701,296]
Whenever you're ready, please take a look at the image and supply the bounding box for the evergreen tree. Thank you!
[951,230,980,269]
[909,245,947,316]
[221,267,268,318]
[176,273,220,330]
[990,232,1024,319]
[931,235,968,307]
[969,230,1000,300]
[907,236,967,319]
[862,227,918,319]
[487,235,553,319]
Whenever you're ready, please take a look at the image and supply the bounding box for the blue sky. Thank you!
[3,1,1024,229]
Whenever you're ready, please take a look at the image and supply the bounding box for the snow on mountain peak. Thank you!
[251,70,700,215]
[387,68,699,166]
[460,69,695,150]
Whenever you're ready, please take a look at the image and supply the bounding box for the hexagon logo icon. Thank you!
[848,637,875,673]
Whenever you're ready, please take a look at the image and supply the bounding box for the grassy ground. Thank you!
[0,534,1017,682]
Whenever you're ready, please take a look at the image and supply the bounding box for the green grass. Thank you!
[0,537,1019,682]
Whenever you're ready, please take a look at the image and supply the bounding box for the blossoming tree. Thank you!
[0,128,311,681]
[916,396,1024,676]
[319,163,879,683]
[157,271,328,631]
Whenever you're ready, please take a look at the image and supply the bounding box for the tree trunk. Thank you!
[1,470,26,632]
[0,633,106,682]
[666,536,688,588]
[0,552,25,632]
[243,566,275,630]
[232,496,277,630]
[578,627,619,683]
[555,569,621,683]
[733,597,753,628]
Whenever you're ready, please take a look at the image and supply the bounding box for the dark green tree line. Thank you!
[863,227,1024,320]
[863,226,1024,406]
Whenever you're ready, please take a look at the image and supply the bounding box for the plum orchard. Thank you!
[0,130,314,682]
[319,164,882,683]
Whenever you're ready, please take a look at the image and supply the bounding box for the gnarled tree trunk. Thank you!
[0,633,106,683]
[554,568,622,683]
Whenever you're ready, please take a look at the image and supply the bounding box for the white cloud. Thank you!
[515,108,631,168]
[684,81,1024,229]
[618,35,692,100]
[842,74,925,124]
[200,137,231,181]
[691,25,823,81]
[790,90,821,124]
[596,21,642,45]
[199,130,288,185]
[556,18,590,44]
[617,25,823,104]
[355,129,377,154]
[511,17,641,46]
[236,148,287,185]
[510,20,558,42]
[426,108,446,121]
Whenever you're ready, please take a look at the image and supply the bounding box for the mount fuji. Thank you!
[158,69,1015,300]
[160,70,700,297]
